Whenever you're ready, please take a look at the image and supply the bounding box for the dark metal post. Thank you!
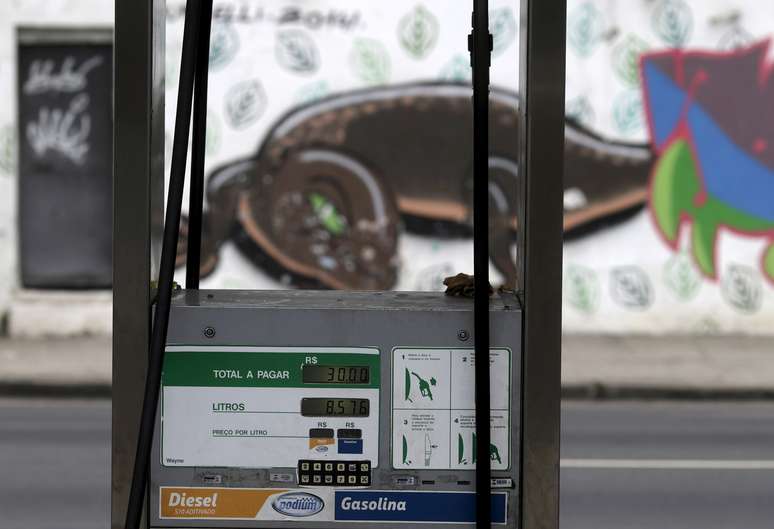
[518,1,566,529]
[112,0,164,527]
[123,1,204,527]
[469,1,492,528]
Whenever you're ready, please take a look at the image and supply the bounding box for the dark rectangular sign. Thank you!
[17,40,113,288]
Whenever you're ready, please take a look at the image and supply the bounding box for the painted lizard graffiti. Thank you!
[177,82,653,290]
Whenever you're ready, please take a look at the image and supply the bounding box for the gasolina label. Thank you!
[392,348,511,470]
[335,490,508,524]
[161,346,379,468]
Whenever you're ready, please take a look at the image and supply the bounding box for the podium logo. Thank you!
[272,492,325,517]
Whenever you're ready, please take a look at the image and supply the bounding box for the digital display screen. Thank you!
[300,398,370,417]
[302,365,370,384]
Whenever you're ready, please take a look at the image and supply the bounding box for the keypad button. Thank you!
[300,475,310,484]
[300,462,309,471]
[360,475,369,484]
[325,475,333,484]
[337,475,346,484]
[348,475,357,484]
[325,463,333,471]
[348,463,357,472]
[313,475,321,484]
[360,463,369,472]
[337,463,346,472]
[313,463,322,471]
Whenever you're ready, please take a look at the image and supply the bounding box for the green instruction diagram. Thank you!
[392,348,511,470]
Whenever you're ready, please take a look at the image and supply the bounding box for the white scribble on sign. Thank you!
[23,56,103,95]
[26,94,91,164]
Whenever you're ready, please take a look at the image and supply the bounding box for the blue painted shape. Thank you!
[643,61,774,221]
[334,490,508,524]
[687,105,774,221]
[338,439,363,454]
[643,61,686,149]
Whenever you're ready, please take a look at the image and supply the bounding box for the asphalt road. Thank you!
[561,401,774,529]
[1,399,772,529]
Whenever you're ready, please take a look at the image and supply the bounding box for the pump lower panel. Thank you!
[151,290,522,528]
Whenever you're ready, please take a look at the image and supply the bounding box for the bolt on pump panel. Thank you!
[150,291,521,528]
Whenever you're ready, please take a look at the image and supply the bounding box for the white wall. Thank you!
[0,0,772,336]
[0,0,113,335]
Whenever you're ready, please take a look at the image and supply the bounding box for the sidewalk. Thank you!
[0,334,772,398]
[0,336,111,397]
[563,335,774,399]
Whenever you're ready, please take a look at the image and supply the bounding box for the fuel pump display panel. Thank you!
[161,347,380,468]
[151,290,522,529]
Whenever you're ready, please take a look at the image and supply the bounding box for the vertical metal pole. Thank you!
[186,0,214,289]
[469,1,492,527]
[123,1,203,527]
[518,1,566,529]
[113,0,165,527]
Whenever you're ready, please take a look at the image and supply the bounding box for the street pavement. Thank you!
[0,399,109,529]
[1,399,773,529]
[561,401,774,529]
[4,334,774,398]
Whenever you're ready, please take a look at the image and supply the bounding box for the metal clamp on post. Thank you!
[469,2,493,528]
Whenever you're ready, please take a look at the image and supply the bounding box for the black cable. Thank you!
[186,0,213,289]
[124,1,203,527]
[470,1,492,527]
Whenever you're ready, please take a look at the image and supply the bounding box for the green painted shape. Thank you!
[162,350,380,389]
[458,433,464,463]
[651,140,699,242]
[309,192,346,235]
[690,215,718,277]
[689,198,774,277]
[404,368,411,401]
[764,243,774,282]
[698,199,774,235]
[652,140,774,278]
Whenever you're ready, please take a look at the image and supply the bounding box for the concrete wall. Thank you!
[0,0,772,336]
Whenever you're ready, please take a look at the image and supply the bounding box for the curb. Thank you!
[2,380,773,401]
[0,381,111,399]
[561,384,774,401]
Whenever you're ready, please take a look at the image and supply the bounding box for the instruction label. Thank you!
[392,348,511,470]
[161,346,380,468]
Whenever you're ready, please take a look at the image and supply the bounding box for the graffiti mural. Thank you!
[641,40,774,284]
[177,83,652,290]
[158,0,774,334]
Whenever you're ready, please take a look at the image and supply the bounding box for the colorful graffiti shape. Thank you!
[180,82,652,291]
[641,40,774,283]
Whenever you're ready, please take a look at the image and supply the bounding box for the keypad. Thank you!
[297,459,371,487]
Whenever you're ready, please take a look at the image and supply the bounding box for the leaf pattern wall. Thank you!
[151,0,774,336]
[0,124,16,176]
[398,5,439,60]
[350,38,391,85]
[275,30,320,74]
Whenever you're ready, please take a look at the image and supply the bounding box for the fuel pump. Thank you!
[113,0,565,528]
